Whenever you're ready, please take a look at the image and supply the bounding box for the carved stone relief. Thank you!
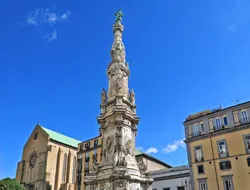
[106,136,113,151]
[129,183,140,190]
[111,40,125,63]
[115,180,127,190]
[123,139,132,156]
[137,161,147,175]
[116,75,123,95]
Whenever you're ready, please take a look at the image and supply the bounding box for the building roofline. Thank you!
[150,165,189,175]
[38,125,81,148]
[49,139,78,150]
[135,150,172,168]
[78,135,102,145]
[184,100,250,123]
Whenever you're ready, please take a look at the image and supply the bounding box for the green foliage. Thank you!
[0,178,25,190]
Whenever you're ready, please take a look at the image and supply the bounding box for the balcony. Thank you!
[219,151,229,158]
[195,157,204,162]
[239,117,250,125]
[192,131,202,137]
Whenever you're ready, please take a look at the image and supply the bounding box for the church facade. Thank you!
[16,124,80,190]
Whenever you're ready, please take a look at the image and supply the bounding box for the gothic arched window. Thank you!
[72,156,76,183]
[62,154,67,182]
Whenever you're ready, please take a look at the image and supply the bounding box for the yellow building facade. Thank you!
[184,101,250,190]
[16,124,81,190]
[76,136,171,190]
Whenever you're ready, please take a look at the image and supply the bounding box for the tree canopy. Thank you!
[0,178,25,190]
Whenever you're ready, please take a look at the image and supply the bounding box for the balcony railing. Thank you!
[219,151,229,158]
[192,131,202,137]
[239,117,250,125]
[195,157,204,162]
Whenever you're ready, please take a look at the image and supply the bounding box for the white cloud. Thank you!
[44,12,58,24]
[27,8,71,26]
[163,139,185,153]
[60,11,71,20]
[26,8,71,41]
[27,9,39,26]
[136,147,143,151]
[145,147,158,154]
[44,29,57,42]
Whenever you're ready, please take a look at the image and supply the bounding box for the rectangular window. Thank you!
[247,157,250,166]
[209,119,213,130]
[241,110,249,124]
[92,149,98,162]
[244,135,250,153]
[223,177,234,190]
[233,112,239,123]
[219,161,231,170]
[223,116,228,126]
[177,187,184,190]
[197,165,204,174]
[195,146,203,162]
[200,123,204,132]
[199,182,207,190]
[193,124,200,136]
[85,162,89,172]
[218,140,228,158]
[215,118,221,130]
[163,188,170,190]
[78,154,82,159]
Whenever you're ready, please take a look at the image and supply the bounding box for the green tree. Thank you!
[0,178,25,190]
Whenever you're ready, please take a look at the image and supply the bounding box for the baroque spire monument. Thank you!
[84,10,154,190]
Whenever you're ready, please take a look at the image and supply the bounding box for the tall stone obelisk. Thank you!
[84,10,153,190]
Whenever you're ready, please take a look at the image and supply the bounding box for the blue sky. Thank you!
[1,0,250,179]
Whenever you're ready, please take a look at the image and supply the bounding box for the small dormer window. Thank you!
[94,139,98,146]
[79,145,83,151]
[86,142,91,149]
[34,132,38,140]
